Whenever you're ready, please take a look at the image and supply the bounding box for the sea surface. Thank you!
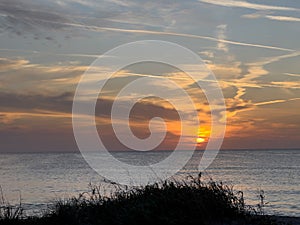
[0,149,299,217]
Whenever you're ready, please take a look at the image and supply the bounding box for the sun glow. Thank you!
[196,127,210,144]
[196,137,206,143]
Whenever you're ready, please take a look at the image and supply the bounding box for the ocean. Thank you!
[0,149,299,217]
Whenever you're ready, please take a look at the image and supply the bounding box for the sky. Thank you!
[0,0,299,152]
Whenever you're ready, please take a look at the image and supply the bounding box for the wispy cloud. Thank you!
[285,73,300,77]
[254,98,300,106]
[241,12,263,19]
[243,51,300,82]
[200,0,299,11]
[265,15,300,22]
[216,24,228,52]
[0,57,88,94]
[242,13,300,22]
[0,0,174,40]
[270,81,300,89]
[0,0,72,37]
[32,19,293,52]
[216,50,300,120]
[0,49,101,58]
[0,57,29,71]
[0,0,295,52]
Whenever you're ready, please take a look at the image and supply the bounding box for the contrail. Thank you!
[200,0,299,12]
[255,98,300,106]
[67,22,295,52]
[19,17,295,52]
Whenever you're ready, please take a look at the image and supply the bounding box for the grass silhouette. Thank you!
[0,175,283,225]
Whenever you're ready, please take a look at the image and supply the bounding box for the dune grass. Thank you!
[0,175,281,225]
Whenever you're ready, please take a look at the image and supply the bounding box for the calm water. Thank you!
[0,150,299,217]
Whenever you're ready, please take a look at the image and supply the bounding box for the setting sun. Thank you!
[196,137,205,143]
[196,127,210,144]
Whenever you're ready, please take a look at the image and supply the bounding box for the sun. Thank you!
[196,137,206,143]
[196,127,209,144]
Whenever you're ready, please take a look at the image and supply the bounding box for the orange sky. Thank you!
[0,0,299,152]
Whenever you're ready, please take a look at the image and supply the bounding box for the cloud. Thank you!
[0,57,89,93]
[47,20,294,52]
[0,0,295,52]
[269,81,300,89]
[285,73,300,77]
[209,49,300,122]
[0,48,103,59]
[0,57,29,71]
[208,62,242,79]
[242,13,300,22]
[231,52,300,102]
[225,93,254,116]
[0,0,72,37]
[241,12,263,19]
[254,98,300,106]
[227,104,251,112]
[0,92,73,115]
[241,51,300,83]
[0,90,189,151]
[200,0,299,11]
[265,15,300,22]
[0,90,184,124]
[0,111,72,125]
[222,93,300,149]
[216,24,228,52]
[0,0,177,40]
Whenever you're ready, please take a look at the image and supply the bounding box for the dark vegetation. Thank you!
[0,175,284,225]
